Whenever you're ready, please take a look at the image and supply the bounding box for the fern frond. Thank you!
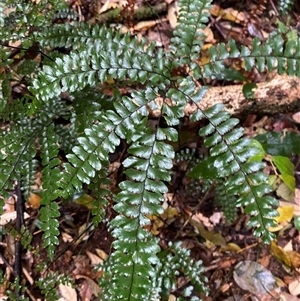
[0,48,13,109]
[95,89,177,300]
[54,124,75,153]
[31,30,171,103]
[52,7,79,21]
[190,104,278,242]
[89,171,110,226]
[20,159,38,199]
[203,36,300,78]
[36,272,73,300]
[40,123,61,259]
[0,120,38,201]
[172,242,208,296]
[71,89,104,134]
[38,22,104,49]
[169,0,212,66]
[278,0,294,13]
[156,242,208,300]
[0,2,4,27]
[16,59,40,78]
[214,180,237,223]
[58,120,116,198]
[104,129,175,300]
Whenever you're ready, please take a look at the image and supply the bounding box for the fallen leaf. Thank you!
[62,232,73,243]
[28,192,41,209]
[209,212,222,226]
[233,261,277,295]
[289,278,300,296]
[292,111,300,124]
[275,206,294,224]
[147,206,179,235]
[75,275,101,297]
[280,200,300,217]
[0,212,29,226]
[167,3,178,28]
[283,240,293,252]
[73,193,95,210]
[198,27,215,43]
[276,182,294,201]
[189,219,226,246]
[294,188,300,205]
[134,19,166,31]
[168,294,176,301]
[280,291,299,301]
[79,280,93,301]
[271,240,291,267]
[210,5,245,23]
[220,243,241,252]
[86,250,104,266]
[286,251,300,269]
[95,248,108,261]
[98,0,120,14]
[268,205,293,232]
[58,283,77,301]
[2,197,14,213]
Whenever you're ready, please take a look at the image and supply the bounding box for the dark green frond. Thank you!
[0,2,4,27]
[0,120,37,201]
[58,120,116,198]
[89,171,110,226]
[36,272,73,300]
[106,148,170,299]
[278,0,294,13]
[31,31,171,103]
[215,181,237,222]
[190,104,278,242]
[169,0,212,66]
[71,90,106,133]
[103,95,176,299]
[20,159,38,199]
[203,36,300,78]
[52,8,79,21]
[156,242,208,300]
[40,123,61,260]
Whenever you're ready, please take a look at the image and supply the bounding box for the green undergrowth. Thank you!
[0,0,299,299]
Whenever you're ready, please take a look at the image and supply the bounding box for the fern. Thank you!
[214,180,238,223]
[156,242,208,300]
[0,0,297,298]
[36,272,73,300]
[169,0,211,67]
[189,104,278,241]
[278,0,294,13]
[40,123,61,259]
[202,35,300,79]
[0,2,5,27]
[52,7,80,21]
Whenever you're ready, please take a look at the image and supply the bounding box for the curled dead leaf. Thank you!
[286,251,300,269]
[75,275,101,297]
[271,240,291,267]
[86,250,104,266]
[0,212,29,226]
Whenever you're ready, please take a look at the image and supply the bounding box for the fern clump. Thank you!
[1,0,298,299]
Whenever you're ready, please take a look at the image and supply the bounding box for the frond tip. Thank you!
[169,0,213,64]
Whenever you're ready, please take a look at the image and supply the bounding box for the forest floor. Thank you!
[3,0,300,300]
